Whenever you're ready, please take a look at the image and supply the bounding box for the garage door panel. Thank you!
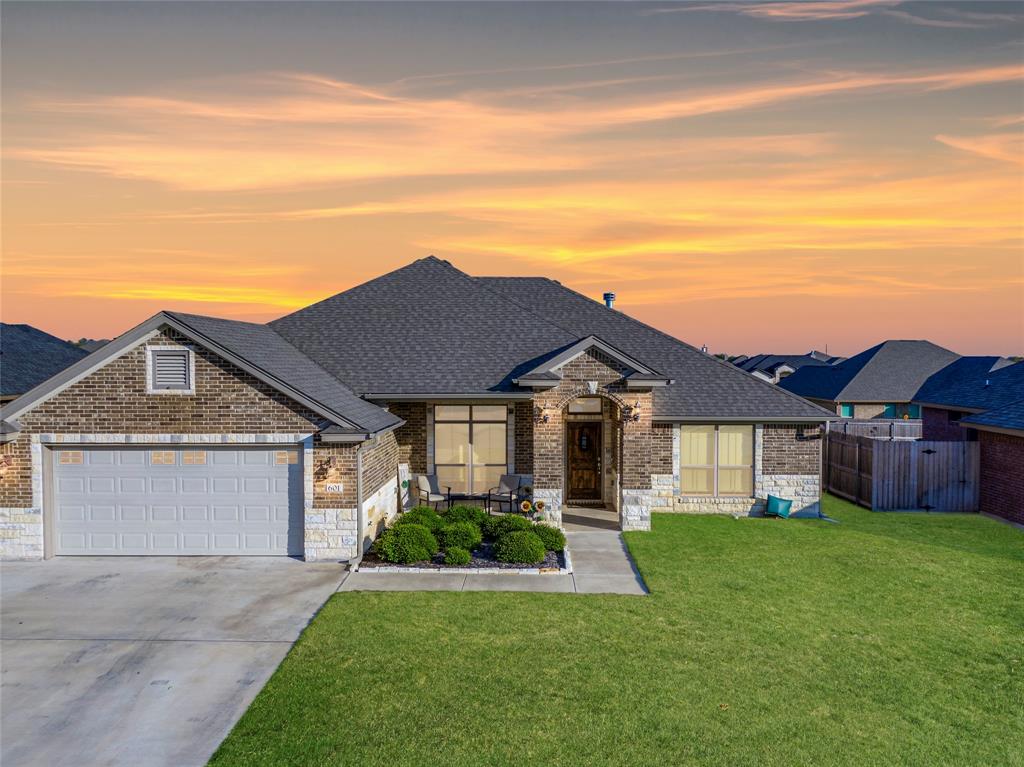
[54,447,302,556]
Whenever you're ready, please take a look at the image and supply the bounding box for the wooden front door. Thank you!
[567,421,602,500]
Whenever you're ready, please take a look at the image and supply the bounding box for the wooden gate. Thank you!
[825,434,979,511]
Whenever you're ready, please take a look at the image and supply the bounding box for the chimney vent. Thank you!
[603,292,616,309]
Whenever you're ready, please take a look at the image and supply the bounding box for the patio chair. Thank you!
[417,474,451,510]
[485,474,522,515]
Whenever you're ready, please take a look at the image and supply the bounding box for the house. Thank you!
[913,356,1017,440]
[1,324,89,404]
[0,257,833,561]
[910,359,1024,525]
[734,351,842,384]
[778,340,959,419]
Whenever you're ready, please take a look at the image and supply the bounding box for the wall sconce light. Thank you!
[0,455,13,474]
[533,405,550,424]
[623,401,641,423]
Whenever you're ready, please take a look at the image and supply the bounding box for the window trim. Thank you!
[146,345,195,395]
[433,404,509,494]
[679,424,754,498]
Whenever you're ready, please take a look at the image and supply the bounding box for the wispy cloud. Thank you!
[9,62,1022,191]
[935,133,1024,166]
[644,1,899,21]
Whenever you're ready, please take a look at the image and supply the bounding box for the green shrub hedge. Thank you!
[482,513,532,539]
[493,530,546,564]
[374,523,439,564]
[394,507,445,533]
[440,521,483,552]
[443,505,488,527]
[533,524,566,552]
[443,547,472,566]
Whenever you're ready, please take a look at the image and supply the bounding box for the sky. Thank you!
[2,1,1022,357]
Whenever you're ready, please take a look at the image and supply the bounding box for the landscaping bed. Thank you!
[359,505,568,572]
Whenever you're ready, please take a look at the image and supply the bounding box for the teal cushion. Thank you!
[766,495,793,518]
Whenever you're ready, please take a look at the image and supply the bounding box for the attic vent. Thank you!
[150,348,192,391]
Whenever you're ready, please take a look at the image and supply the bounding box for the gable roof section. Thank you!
[959,398,1024,435]
[913,357,1021,412]
[778,340,959,403]
[271,257,580,395]
[513,335,669,388]
[1,312,399,436]
[1,323,88,397]
[736,352,837,376]
[478,276,834,420]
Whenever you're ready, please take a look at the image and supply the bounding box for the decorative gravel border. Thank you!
[355,546,572,575]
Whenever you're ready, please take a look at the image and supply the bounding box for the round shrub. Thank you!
[482,513,533,540]
[444,546,472,566]
[443,505,488,527]
[493,530,546,564]
[394,506,445,533]
[533,524,566,552]
[375,523,439,564]
[440,521,483,552]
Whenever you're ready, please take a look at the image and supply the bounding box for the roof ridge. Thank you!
[502,277,836,417]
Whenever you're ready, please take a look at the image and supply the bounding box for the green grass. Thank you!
[210,496,1023,767]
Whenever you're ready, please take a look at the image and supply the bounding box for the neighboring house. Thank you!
[913,356,1017,440]
[911,359,1024,525]
[1,324,89,404]
[778,340,959,419]
[734,351,842,384]
[0,257,833,561]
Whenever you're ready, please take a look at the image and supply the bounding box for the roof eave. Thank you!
[958,421,1024,437]
[365,392,535,401]
[653,415,837,423]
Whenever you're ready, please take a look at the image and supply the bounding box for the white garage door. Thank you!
[53,446,303,556]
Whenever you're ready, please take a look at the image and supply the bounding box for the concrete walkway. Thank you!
[340,530,647,595]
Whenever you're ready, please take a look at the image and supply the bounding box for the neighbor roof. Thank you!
[778,340,959,403]
[272,257,832,420]
[913,357,1020,412]
[735,352,842,376]
[1,323,88,397]
[959,398,1024,434]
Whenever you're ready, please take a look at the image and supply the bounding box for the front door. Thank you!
[566,422,602,501]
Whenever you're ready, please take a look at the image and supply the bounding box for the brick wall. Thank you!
[361,431,398,497]
[312,442,358,507]
[761,424,822,474]
[390,402,426,473]
[978,431,1024,525]
[2,329,322,509]
[514,401,534,475]
[921,406,977,441]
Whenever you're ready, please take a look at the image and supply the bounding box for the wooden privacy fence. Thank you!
[828,419,922,440]
[825,433,979,512]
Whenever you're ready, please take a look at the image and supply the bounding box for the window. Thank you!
[150,450,175,465]
[567,397,602,414]
[434,405,508,494]
[680,425,753,497]
[59,450,83,465]
[182,450,206,465]
[275,450,299,465]
[839,403,854,418]
[907,404,921,419]
[148,347,193,393]
[882,403,897,418]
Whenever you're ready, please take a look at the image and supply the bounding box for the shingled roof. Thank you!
[914,356,1019,411]
[778,340,960,403]
[959,398,1024,434]
[1,323,88,397]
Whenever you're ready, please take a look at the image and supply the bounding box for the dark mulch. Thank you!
[359,540,565,570]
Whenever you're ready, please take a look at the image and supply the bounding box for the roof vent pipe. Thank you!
[603,292,616,309]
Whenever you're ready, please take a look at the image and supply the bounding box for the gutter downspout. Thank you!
[350,439,371,569]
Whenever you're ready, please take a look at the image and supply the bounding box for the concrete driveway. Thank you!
[1,556,346,767]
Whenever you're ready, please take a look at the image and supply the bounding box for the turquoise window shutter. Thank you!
[908,404,921,418]
[840,403,853,418]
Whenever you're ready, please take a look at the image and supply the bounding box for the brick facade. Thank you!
[391,402,427,473]
[514,401,534,476]
[761,424,822,474]
[978,431,1024,525]
[921,406,977,441]
[1,328,399,562]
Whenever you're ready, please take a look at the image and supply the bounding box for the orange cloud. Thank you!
[935,133,1024,166]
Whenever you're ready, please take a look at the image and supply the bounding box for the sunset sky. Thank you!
[2,1,1022,356]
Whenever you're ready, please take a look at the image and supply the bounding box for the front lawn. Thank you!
[211,496,1023,766]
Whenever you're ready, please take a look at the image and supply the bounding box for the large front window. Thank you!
[434,405,508,494]
[680,425,753,496]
